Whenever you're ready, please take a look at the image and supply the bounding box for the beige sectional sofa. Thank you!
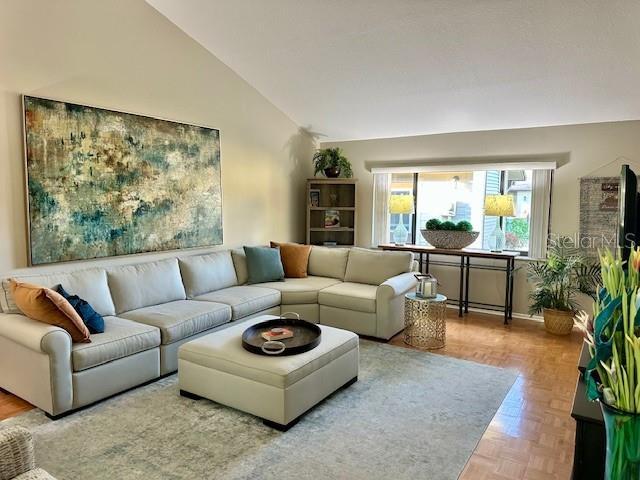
[0,246,415,418]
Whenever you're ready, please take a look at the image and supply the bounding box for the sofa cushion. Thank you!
[244,246,285,284]
[9,280,91,343]
[307,246,349,280]
[344,248,413,285]
[270,241,312,278]
[1,268,115,317]
[318,282,377,313]
[71,316,160,372]
[119,300,231,344]
[179,251,238,298]
[231,248,249,285]
[194,286,281,320]
[108,258,186,314]
[179,315,359,388]
[256,276,342,304]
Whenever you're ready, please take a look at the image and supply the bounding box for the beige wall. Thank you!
[0,0,312,275]
[323,121,640,315]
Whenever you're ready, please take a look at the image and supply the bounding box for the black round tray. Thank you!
[242,318,321,356]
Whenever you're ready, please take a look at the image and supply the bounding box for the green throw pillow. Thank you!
[243,246,285,284]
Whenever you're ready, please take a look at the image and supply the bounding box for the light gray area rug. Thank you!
[3,341,517,480]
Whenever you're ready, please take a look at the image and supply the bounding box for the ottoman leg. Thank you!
[341,376,358,389]
[180,389,203,400]
[263,417,300,432]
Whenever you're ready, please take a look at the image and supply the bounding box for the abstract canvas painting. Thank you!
[23,96,222,265]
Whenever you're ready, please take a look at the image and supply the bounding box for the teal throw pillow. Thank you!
[243,246,285,284]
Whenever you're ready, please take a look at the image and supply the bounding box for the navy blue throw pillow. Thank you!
[55,285,105,334]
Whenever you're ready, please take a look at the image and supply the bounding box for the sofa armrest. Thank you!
[375,272,417,340]
[0,313,71,353]
[377,272,417,299]
[0,313,73,416]
[0,426,35,480]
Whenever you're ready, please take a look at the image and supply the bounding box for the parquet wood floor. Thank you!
[390,310,582,480]
[0,311,581,479]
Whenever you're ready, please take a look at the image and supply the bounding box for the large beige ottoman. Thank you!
[178,315,359,430]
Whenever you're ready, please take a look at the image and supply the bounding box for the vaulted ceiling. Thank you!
[148,0,640,141]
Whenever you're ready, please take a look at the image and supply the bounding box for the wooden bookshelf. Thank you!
[306,178,357,246]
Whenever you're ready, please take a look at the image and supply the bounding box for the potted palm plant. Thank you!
[527,238,600,335]
[312,148,353,178]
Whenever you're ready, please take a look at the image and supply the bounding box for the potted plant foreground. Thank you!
[576,248,640,479]
[420,219,479,249]
[527,238,599,335]
[312,148,353,178]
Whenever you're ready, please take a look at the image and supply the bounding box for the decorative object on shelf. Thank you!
[312,147,353,178]
[404,293,447,349]
[23,96,222,265]
[420,218,479,249]
[324,210,340,228]
[414,273,437,298]
[389,194,414,245]
[309,189,320,207]
[577,247,640,479]
[527,237,599,335]
[484,194,515,252]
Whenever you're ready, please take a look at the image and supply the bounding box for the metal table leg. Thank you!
[464,255,470,314]
[508,258,515,320]
[459,256,464,317]
[504,258,511,325]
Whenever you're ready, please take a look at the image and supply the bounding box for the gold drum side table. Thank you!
[404,293,447,349]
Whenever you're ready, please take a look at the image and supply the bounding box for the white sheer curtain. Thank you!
[372,173,391,246]
[529,169,553,259]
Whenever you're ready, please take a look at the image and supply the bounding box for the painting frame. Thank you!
[22,95,224,266]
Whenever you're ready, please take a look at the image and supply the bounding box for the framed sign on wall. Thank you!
[579,176,618,258]
[23,96,223,265]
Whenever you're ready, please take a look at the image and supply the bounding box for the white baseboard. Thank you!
[444,303,543,322]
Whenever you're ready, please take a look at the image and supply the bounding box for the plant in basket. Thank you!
[577,247,640,479]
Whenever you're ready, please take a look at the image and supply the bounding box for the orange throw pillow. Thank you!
[9,279,91,343]
[270,242,312,278]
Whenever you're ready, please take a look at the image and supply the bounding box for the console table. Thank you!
[379,244,518,324]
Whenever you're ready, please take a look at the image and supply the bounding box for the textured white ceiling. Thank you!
[147,0,640,141]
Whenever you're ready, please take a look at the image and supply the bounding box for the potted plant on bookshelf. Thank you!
[526,238,599,335]
[577,247,640,479]
[312,148,353,178]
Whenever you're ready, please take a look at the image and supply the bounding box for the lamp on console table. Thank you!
[389,194,414,245]
[484,194,515,252]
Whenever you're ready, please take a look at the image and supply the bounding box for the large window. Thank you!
[385,169,536,254]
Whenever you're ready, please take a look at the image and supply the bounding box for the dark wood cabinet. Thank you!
[571,344,606,479]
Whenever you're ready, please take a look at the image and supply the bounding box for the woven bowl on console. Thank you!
[420,229,479,249]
